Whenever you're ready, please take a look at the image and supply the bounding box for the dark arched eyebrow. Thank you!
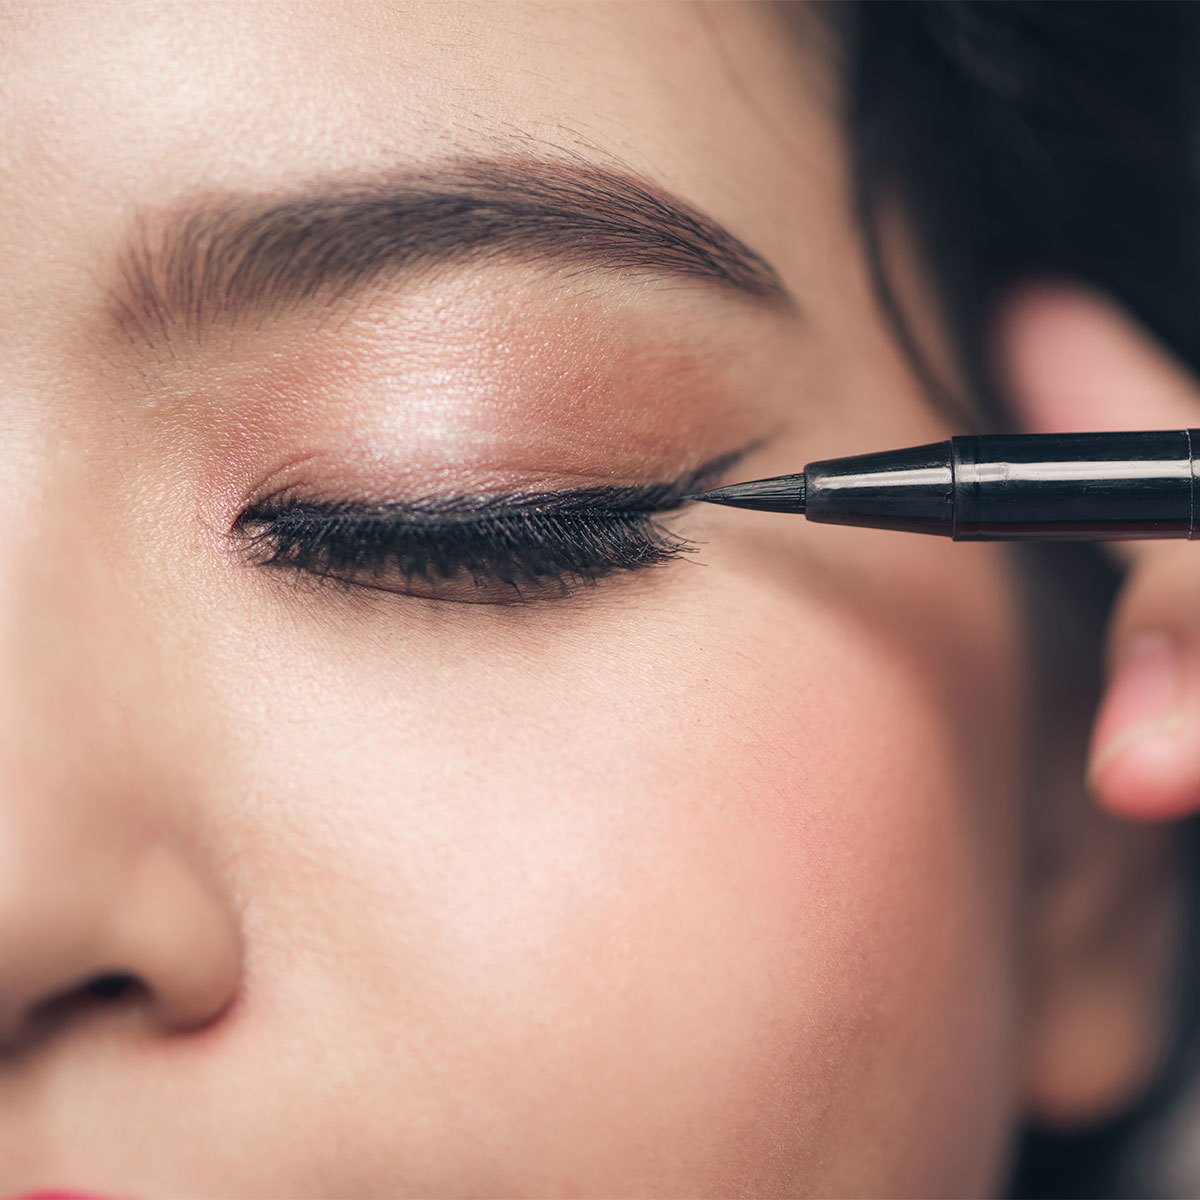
[106,156,797,349]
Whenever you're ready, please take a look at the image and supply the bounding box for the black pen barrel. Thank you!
[805,440,956,535]
[803,430,1200,540]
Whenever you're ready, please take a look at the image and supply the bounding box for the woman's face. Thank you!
[1,3,1032,1195]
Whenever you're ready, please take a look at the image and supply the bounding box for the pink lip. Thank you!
[10,1192,120,1200]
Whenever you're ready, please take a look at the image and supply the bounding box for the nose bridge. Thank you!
[0,460,152,812]
[0,458,161,933]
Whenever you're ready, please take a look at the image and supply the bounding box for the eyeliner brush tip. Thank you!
[686,473,806,514]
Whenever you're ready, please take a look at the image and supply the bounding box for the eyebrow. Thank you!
[106,156,796,349]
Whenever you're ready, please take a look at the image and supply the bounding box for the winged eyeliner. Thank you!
[232,448,751,600]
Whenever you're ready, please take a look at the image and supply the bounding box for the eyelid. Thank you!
[229,443,761,605]
[240,441,759,521]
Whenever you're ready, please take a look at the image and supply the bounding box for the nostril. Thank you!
[84,971,136,1000]
[10,971,145,1056]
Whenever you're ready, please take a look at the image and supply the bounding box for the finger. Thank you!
[1087,548,1200,818]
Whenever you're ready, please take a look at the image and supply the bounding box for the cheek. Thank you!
[200,536,1028,1195]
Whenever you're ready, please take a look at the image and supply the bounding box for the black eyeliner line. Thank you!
[235,443,759,531]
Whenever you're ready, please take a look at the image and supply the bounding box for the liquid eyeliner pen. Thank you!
[687,430,1200,540]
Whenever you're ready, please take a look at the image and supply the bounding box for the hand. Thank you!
[1001,283,1200,818]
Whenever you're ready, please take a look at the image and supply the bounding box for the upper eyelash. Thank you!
[231,497,695,598]
[229,447,753,601]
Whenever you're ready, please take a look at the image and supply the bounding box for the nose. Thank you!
[0,832,242,1056]
[0,500,242,1060]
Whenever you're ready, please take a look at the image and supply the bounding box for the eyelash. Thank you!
[231,496,697,603]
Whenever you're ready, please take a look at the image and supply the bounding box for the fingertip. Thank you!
[1085,631,1200,819]
[1087,728,1200,821]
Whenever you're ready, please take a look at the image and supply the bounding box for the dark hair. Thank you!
[819,3,1200,1196]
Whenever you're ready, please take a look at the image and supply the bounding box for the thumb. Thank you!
[996,281,1200,819]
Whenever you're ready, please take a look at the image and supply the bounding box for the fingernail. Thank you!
[1089,633,1183,783]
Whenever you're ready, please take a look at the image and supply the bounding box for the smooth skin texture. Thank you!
[0,3,1178,1196]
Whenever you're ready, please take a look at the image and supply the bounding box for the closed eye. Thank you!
[230,447,752,605]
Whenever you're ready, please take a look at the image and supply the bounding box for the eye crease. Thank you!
[230,447,753,604]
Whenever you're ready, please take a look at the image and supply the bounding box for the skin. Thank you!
[0,2,1179,1196]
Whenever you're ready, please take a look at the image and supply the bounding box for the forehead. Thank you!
[0,2,829,287]
[1,3,820,176]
